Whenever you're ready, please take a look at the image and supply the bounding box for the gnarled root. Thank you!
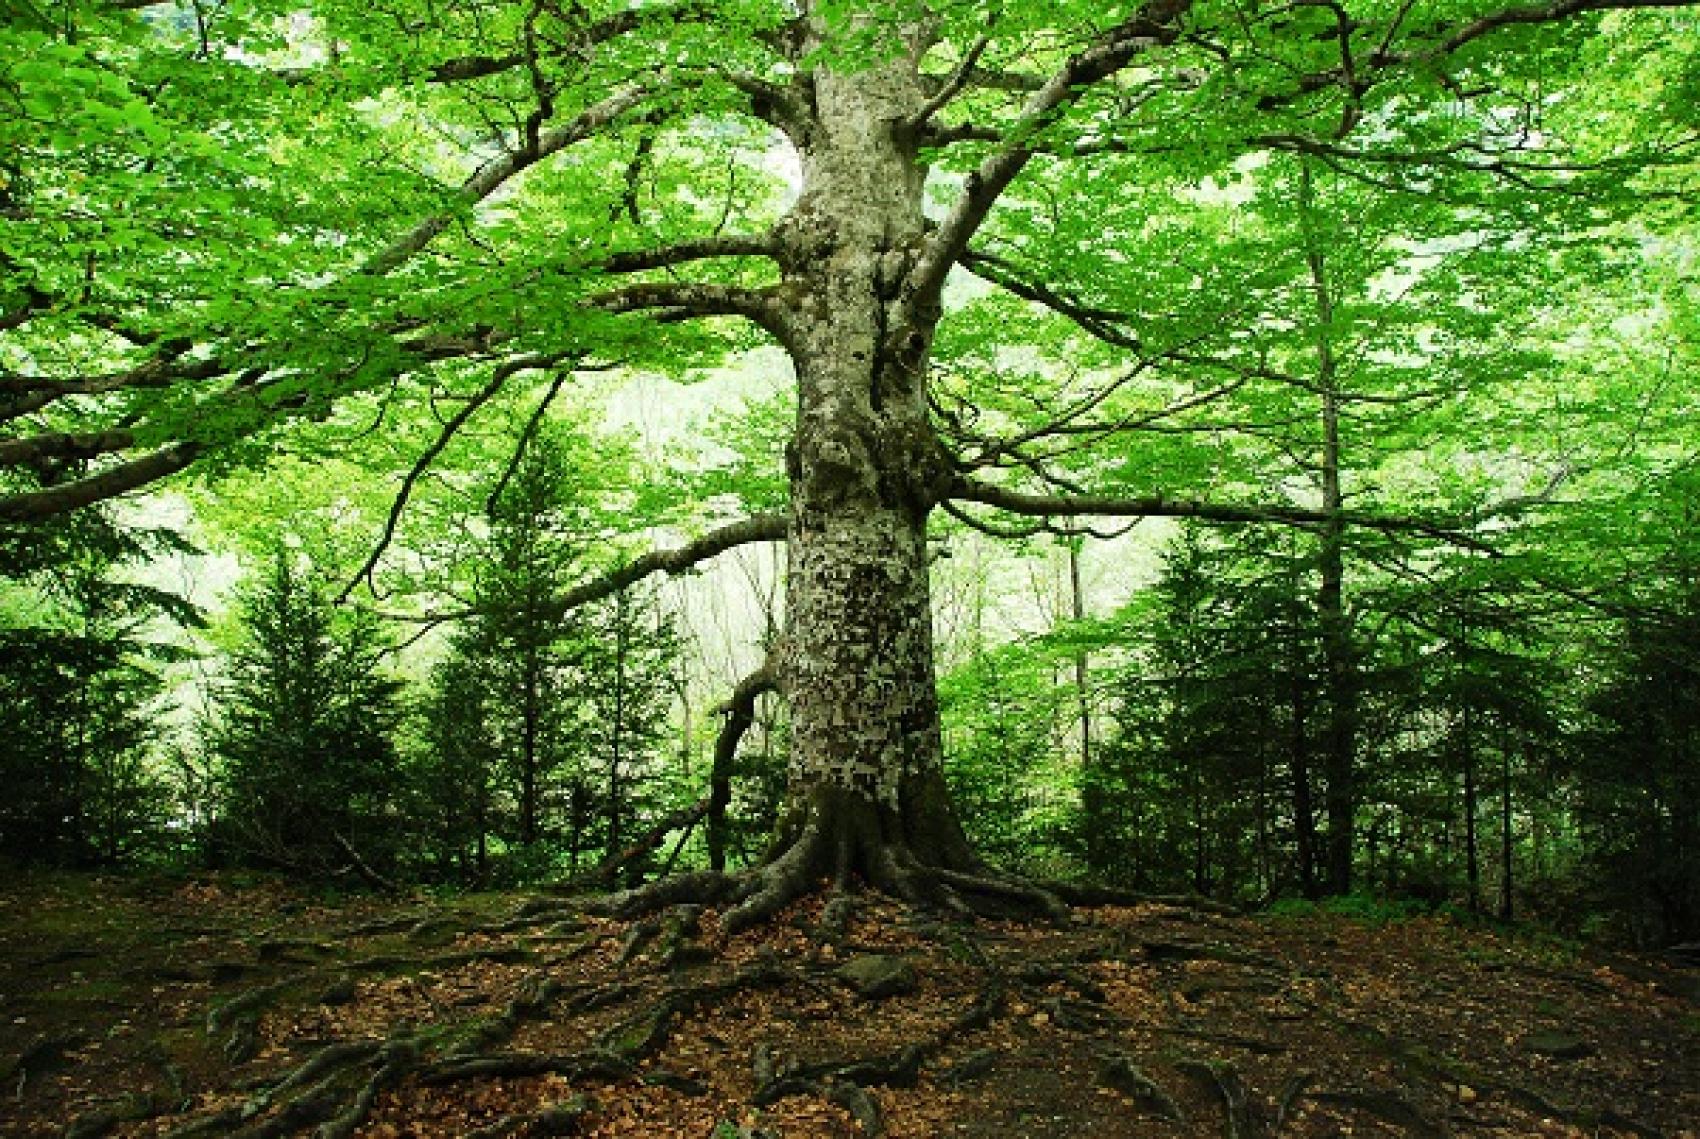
[586,781,1071,934]
[588,836,1068,936]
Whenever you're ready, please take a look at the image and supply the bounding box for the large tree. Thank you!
[2,0,1693,926]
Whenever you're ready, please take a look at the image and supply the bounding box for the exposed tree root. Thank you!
[1496,1086,1666,1139]
[1096,1052,1187,1123]
[160,1035,392,1139]
[462,1094,594,1138]
[590,870,743,921]
[165,949,779,1138]
[588,821,1072,936]
[1043,881,1244,917]
[1273,1072,1315,1134]
[599,957,792,1062]
[420,1050,633,1085]
[1178,1057,1266,1139]
[1306,1089,1445,1138]
[1161,1026,1287,1055]
[207,975,311,1035]
[750,973,1007,1126]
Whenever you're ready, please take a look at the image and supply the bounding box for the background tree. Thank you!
[579,584,685,882]
[413,649,503,884]
[0,469,196,866]
[474,428,594,857]
[208,553,405,879]
[1572,473,1700,944]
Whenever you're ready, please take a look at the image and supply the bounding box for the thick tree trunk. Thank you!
[650,21,1063,930]
[598,15,1087,930]
[770,31,956,885]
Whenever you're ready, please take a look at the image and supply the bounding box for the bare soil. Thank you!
[1,872,1695,1138]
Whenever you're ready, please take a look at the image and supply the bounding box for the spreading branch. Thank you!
[601,232,779,275]
[589,281,786,338]
[0,350,219,424]
[360,87,650,278]
[905,28,997,129]
[946,477,1497,552]
[0,444,202,524]
[909,1,1195,304]
[1424,0,1697,58]
[958,250,1142,351]
[0,428,137,469]
[419,3,717,86]
[553,514,787,614]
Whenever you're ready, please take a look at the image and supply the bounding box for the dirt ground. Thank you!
[1,872,1696,1138]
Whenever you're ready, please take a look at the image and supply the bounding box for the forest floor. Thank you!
[1,872,1696,1139]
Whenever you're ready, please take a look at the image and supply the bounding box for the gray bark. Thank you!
[766,20,979,891]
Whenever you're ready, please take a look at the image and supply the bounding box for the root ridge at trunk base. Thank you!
[584,828,1069,934]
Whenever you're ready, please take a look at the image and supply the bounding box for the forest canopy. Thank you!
[2,0,1698,943]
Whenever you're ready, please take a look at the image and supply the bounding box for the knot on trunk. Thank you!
[799,427,878,508]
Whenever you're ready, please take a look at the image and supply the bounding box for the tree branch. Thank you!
[0,443,202,523]
[340,352,573,602]
[958,250,1142,350]
[709,660,778,873]
[601,232,779,275]
[946,477,1496,551]
[554,514,787,613]
[0,350,221,423]
[908,1,1195,305]
[359,87,650,278]
[906,29,997,129]
[419,3,718,86]
[0,428,136,469]
[1425,0,1697,58]
[485,369,574,515]
[590,281,786,338]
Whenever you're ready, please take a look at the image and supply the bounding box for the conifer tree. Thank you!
[209,554,404,876]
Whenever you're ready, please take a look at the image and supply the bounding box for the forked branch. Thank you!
[340,352,575,602]
[958,250,1142,351]
[909,1,1195,304]
[360,87,651,278]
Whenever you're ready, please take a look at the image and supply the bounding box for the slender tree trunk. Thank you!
[519,644,541,847]
[1463,701,1480,914]
[607,592,629,864]
[1500,731,1515,921]
[1068,539,1092,771]
[1299,160,1357,896]
[1191,756,1209,895]
[1290,648,1321,899]
[1257,721,1273,899]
